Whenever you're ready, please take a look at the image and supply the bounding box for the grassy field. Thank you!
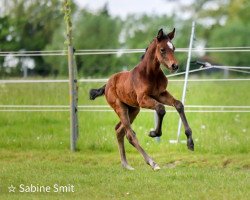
[0,76,249,199]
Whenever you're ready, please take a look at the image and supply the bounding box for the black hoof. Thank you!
[149,130,162,138]
[187,138,194,151]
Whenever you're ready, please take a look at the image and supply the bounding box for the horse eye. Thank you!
[160,48,166,54]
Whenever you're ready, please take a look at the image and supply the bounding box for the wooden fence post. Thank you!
[63,0,78,151]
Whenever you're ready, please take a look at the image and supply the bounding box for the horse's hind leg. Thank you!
[125,125,160,170]
[115,107,139,170]
[115,122,134,170]
[115,103,160,170]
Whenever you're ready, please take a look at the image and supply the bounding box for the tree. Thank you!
[208,19,250,66]
[73,7,122,76]
[0,0,64,76]
[180,0,250,67]
[45,5,122,77]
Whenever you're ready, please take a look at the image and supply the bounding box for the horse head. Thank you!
[155,28,179,72]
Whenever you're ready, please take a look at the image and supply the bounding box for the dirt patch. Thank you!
[222,159,232,168]
[242,164,250,170]
[164,160,182,169]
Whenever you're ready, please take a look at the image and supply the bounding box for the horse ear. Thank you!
[157,28,164,41]
[167,28,175,40]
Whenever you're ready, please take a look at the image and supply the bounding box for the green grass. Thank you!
[0,150,249,200]
[0,76,249,199]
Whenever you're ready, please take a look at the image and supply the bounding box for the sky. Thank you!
[74,0,193,19]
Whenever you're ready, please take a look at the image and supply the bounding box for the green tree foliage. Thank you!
[182,0,250,66]
[205,0,250,66]
[73,7,122,76]
[43,25,68,76]
[45,6,122,77]
[0,0,64,76]
[208,19,250,66]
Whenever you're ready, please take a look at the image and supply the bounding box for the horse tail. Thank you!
[89,84,106,100]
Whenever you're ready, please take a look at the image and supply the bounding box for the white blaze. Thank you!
[167,41,173,50]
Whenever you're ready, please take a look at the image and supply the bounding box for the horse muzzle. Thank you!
[171,63,179,72]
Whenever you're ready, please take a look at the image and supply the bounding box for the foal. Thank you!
[90,28,194,170]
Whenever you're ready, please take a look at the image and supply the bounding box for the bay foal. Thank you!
[90,29,194,170]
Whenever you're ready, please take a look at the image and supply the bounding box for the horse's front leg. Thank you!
[158,91,194,151]
[137,94,165,137]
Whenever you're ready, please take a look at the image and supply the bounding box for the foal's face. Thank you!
[156,28,179,72]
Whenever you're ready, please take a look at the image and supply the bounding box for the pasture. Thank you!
[0,76,249,199]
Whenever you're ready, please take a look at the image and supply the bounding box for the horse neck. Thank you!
[141,39,161,74]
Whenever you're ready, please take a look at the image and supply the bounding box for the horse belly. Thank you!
[117,84,138,107]
[120,90,139,107]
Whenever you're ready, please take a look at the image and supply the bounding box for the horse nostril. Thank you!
[172,64,178,70]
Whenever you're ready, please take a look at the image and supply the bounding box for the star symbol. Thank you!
[8,185,16,193]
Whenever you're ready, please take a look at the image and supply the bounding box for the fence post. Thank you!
[176,21,196,142]
[63,0,78,151]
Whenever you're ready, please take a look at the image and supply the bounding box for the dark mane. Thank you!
[140,47,148,60]
[140,38,155,61]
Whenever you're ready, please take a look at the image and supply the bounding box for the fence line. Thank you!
[0,80,69,84]
[1,47,250,57]
[1,46,250,52]
[0,109,249,113]
[0,65,249,113]
[0,63,249,84]
[212,66,250,74]
[1,78,250,84]
[0,104,249,113]
[0,105,249,109]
